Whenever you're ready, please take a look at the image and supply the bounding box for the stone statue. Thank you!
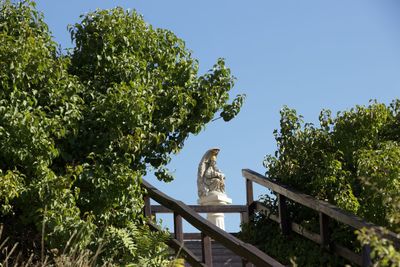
[197,148,231,230]
[197,148,225,198]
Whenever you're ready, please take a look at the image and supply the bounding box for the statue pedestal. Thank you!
[198,191,232,230]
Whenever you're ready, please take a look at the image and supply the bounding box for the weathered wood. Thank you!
[180,232,239,240]
[147,222,206,267]
[292,221,321,244]
[174,212,183,243]
[246,179,254,219]
[255,201,279,221]
[256,199,364,265]
[201,233,212,266]
[242,169,399,244]
[256,201,321,244]
[151,204,247,213]
[181,232,202,240]
[319,212,330,249]
[241,211,249,224]
[142,180,285,267]
[246,179,254,206]
[242,259,254,267]
[278,194,290,235]
[143,194,151,218]
[332,243,362,266]
[361,244,372,267]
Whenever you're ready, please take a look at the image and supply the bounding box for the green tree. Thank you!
[0,1,244,264]
[241,101,400,266]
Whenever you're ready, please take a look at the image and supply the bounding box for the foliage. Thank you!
[241,100,400,266]
[0,0,243,264]
[357,227,400,267]
[356,143,400,266]
[0,223,170,267]
[240,214,345,266]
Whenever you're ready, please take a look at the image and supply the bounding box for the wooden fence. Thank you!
[242,168,400,267]
[141,169,399,266]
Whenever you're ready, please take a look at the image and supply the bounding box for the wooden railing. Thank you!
[242,169,400,267]
[142,169,399,266]
[142,179,284,267]
[150,204,247,240]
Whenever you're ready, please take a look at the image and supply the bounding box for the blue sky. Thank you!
[35,0,400,232]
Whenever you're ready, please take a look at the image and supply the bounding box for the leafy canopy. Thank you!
[264,101,400,227]
[0,1,244,264]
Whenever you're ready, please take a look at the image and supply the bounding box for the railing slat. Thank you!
[332,244,362,266]
[278,194,290,235]
[319,212,330,249]
[245,179,254,224]
[201,233,213,266]
[361,245,372,267]
[240,211,249,225]
[143,194,151,218]
[174,212,183,243]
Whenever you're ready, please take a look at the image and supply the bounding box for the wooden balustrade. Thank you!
[242,168,400,267]
[141,168,398,266]
[142,179,284,267]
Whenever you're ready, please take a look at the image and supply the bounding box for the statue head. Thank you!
[210,148,220,162]
[209,148,220,154]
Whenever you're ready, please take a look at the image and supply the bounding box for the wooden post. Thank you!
[361,244,371,267]
[319,212,330,249]
[240,210,252,267]
[278,194,290,235]
[201,233,212,267]
[174,212,183,243]
[240,211,249,225]
[246,179,254,220]
[143,194,151,218]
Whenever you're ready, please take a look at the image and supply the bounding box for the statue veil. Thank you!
[197,148,219,198]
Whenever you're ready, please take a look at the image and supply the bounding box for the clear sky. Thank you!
[35,0,400,233]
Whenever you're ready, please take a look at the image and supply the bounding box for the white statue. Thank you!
[197,148,225,198]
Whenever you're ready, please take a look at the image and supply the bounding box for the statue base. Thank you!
[198,191,232,230]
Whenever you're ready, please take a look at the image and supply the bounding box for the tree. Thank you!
[0,1,244,264]
[241,101,400,266]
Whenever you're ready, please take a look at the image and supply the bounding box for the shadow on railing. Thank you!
[142,179,284,267]
[242,169,400,267]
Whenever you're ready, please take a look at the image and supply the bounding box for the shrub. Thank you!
[0,1,243,264]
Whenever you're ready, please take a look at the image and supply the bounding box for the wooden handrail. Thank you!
[255,200,363,265]
[142,179,284,267]
[242,168,400,267]
[242,169,399,242]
